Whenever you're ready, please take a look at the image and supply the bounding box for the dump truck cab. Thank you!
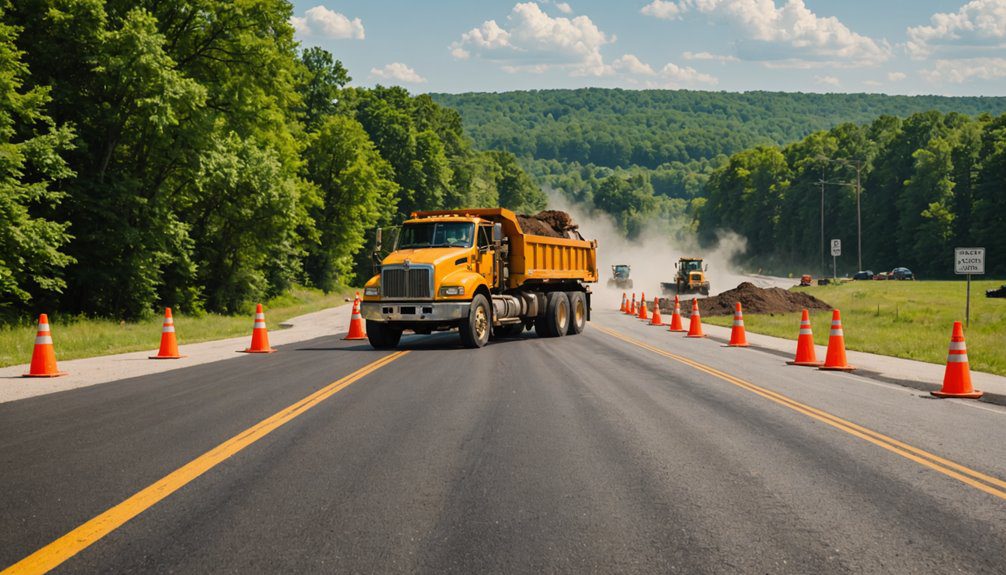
[361,208,597,349]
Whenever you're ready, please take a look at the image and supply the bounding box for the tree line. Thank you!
[698,111,1006,278]
[0,0,545,322]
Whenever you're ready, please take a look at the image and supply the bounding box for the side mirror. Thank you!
[493,223,503,243]
[704,264,709,271]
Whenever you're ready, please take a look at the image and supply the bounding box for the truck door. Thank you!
[476,224,495,287]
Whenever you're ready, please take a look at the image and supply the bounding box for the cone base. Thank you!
[668,327,685,332]
[649,322,664,327]
[240,348,277,354]
[23,371,68,378]
[150,354,186,359]
[819,365,855,371]
[931,389,983,399]
[728,343,750,347]
[342,335,367,341]
[787,360,824,367]
[685,334,705,338]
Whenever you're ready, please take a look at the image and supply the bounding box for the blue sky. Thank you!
[289,0,1006,96]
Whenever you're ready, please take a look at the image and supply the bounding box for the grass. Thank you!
[703,279,1006,376]
[0,286,358,368]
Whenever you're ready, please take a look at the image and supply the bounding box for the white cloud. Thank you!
[887,71,907,81]
[450,2,614,76]
[641,0,683,20]
[921,57,1006,83]
[814,74,840,86]
[682,51,740,63]
[862,80,883,87]
[370,63,427,84]
[612,54,656,76]
[291,5,365,40]
[556,2,572,14]
[660,62,718,86]
[641,0,889,67]
[906,0,1006,59]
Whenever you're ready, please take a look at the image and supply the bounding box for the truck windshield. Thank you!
[397,222,475,249]
[684,261,701,272]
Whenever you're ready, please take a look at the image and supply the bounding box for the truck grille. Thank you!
[382,266,432,299]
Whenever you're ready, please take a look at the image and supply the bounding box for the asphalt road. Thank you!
[2,309,1005,574]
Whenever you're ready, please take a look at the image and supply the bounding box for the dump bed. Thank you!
[412,208,598,289]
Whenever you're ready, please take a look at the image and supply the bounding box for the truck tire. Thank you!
[566,291,586,335]
[458,294,491,348]
[367,320,402,349]
[536,291,569,338]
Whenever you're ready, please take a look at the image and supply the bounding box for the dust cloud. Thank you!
[544,194,761,309]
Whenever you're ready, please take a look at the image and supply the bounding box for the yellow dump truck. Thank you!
[361,208,598,349]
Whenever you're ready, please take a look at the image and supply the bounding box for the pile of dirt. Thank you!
[517,210,583,239]
[661,282,832,316]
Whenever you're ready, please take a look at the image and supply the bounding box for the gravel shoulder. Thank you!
[0,303,353,404]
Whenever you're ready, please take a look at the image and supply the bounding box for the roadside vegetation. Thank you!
[703,280,1006,376]
[0,286,355,368]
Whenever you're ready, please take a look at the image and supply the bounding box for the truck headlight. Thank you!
[364,287,380,296]
[439,286,465,296]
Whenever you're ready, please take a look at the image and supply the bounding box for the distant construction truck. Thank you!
[608,264,633,289]
[661,257,710,296]
[362,208,598,349]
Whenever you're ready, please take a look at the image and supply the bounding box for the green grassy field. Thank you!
[703,280,1006,376]
[0,286,357,368]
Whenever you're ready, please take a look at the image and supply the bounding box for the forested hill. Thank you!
[430,89,1006,170]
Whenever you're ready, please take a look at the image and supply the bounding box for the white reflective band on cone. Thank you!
[162,326,175,333]
[37,323,50,332]
[948,341,967,350]
[255,313,265,320]
[254,321,267,329]
[733,320,744,326]
[947,354,969,363]
[799,329,813,335]
[35,335,53,345]
[832,320,841,326]
[830,329,844,336]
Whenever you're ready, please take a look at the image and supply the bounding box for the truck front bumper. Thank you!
[361,301,469,323]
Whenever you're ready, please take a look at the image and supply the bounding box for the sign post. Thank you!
[955,247,985,327]
[830,239,841,279]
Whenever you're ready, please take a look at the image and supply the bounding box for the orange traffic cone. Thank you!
[932,322,983,399]
[787,309,823,366]
[241,303,276,353]
[637,292,649,320]
[150,307,185,359]
[668,295,685,332]
[343,293,367,340]
[627,293,637,316]
[619,292,627,312]
[650,297,663,326]
[728,302,749,347]
[819,309,854,371]
[685,299,705,338]
[23,314,67,377]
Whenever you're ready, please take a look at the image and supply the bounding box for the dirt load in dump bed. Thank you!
[517,210,583,239]
[661,282,831,316]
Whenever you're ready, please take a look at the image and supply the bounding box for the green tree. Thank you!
[303,116,398,290]
[0,6,75,316]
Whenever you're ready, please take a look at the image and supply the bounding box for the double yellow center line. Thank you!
[3,351,409,575]
[594,324,1006,501]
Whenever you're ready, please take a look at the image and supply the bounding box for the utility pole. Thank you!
[819,166,825,278]
[853,159,863,272]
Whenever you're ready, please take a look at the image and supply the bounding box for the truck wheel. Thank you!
[536,291,569,338]
[459,294,491,348]
[566,291,586,335]
[367,320,402,349]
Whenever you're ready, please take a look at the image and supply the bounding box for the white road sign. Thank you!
[955,247,985,275]
[830,239,841,257]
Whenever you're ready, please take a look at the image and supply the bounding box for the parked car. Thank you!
[853,270,874,280]
[799,274,813,286]
[890,267,914,280]
[988,285,1006,298]
[873,272,889,280]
